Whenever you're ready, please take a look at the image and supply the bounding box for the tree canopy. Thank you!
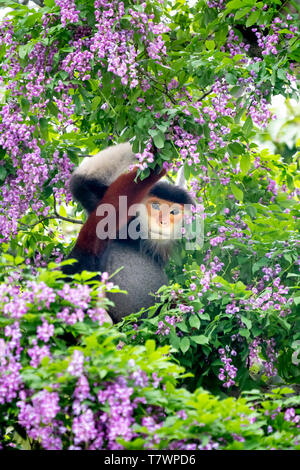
[0,0,299,450]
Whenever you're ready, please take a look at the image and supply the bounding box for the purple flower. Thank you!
[67,350,84,377]
[37,320,55,343]
[72,409,97,445]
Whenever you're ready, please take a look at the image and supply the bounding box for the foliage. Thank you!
[0,0,299,242]
[0,0,299,450]
[120,145,300,393]
[0,266,299,449]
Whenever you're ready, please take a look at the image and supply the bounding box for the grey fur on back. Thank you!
[105,241,168,323]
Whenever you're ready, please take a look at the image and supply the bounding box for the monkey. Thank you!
[62,142,195,323]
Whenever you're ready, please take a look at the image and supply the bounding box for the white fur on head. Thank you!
[175,166,187,189]
[74,142,138,186]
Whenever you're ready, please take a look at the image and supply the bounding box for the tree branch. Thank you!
[19,194,84,229]
[19,213,83,229]
[136,65,177,105]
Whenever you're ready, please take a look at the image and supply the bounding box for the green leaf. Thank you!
[58,205,67,217]
[177,321,189,333]
[152,133,165,149]
[240,155,251,175]
[40,356,50,367]
[24,13,41,27]
[228,142,244,155]
[230,182,244,201]
[225,72,236,85]
[145,339,156,353]
[189,315,201,329]
[252,327,262,337]
[246,205,257,218]
[240,315,252,330]
[0,166,7,181]
[243,116,253,136]
[284,254,292,263]
[294,297,300,306]
[205,40,215,51]
[224,0,245,11]
[169,331,181,350]
[214,25,229,43]
[21,98,30,115]
[19,43,32,59]
[246,10,261,28]
[234,7,251,20]
[71,95,81,115]
[191,335,209,345]
[180,336,190,354]
[39,118,48,140]
[239,328,250,339]
[252,258,267,274]
[91,96,101,110]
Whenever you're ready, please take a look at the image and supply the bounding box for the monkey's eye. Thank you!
[151,202,161,210]
[170,208,180,215]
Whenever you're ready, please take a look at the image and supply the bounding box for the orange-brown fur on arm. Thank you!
[75,166,166,255]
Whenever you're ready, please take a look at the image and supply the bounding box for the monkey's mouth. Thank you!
[149,230,173,240]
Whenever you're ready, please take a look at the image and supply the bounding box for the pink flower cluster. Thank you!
[55,0,80,27]
[248,337,278,378]
[218,346,238,388]
[253,16,298,56]
[18,390,63,450]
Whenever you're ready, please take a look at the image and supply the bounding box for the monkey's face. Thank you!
[145,197,184,241]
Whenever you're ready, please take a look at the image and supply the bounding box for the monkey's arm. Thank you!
[70,143,137,214]
[62,166,166,275]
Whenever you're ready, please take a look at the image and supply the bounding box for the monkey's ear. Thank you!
[176,166,187,189]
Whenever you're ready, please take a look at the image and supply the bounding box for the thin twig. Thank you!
[19,213,83,229]
[199,87,213,101]
[19,194,84,229]
[136,65,177,105]
[53,193,84,225]
[166,173,175,183]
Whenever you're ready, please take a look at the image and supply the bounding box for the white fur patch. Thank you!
[75,142,137,185]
